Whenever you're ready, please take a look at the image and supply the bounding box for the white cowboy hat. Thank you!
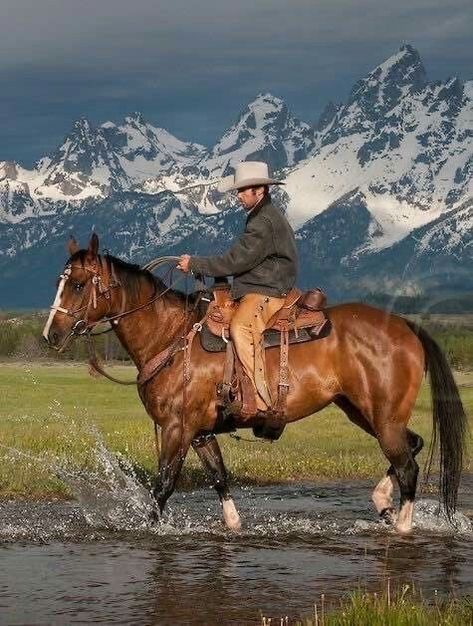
[217,161,284,193]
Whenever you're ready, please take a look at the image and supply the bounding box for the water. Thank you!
[0,462,472,626]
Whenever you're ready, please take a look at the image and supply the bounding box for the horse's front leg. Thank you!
[153,420,192,514]
[192,432,241,531]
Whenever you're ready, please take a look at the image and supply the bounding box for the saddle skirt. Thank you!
[205,286,327,340]
[200,285,329,430]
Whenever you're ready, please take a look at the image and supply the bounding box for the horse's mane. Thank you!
[69,250,197,306]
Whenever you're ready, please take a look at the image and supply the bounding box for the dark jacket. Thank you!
[189,197,298,299]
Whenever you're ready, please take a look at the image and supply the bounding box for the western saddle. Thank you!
[202,281,328,435]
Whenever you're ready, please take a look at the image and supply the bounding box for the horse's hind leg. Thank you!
[336,397,422,528]
[377,423,420,534]
[372,429,424,524]
[192,432,241,531]
[335,397,396,519]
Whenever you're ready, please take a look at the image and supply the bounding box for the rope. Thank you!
[179,273,191,462]
[228,432,271,444]
[154,421,161,467]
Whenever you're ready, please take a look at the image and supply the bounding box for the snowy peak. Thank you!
[366,44,426,91]
[26,113,208,201]
[203,92,315,174]
[118,115,206,164]
[124,111,146,125]
[47,117,113,175]
[348,45,427,113]
[100,112,207,182]
[285,43,472,235]
[35,117,127,200]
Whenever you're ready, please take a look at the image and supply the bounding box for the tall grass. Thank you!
[261,585,473,625]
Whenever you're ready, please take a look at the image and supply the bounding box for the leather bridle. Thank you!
[43,256,124,352]
[43,255,202,385]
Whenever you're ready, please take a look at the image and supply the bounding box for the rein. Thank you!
[47,256,181,352]
[47,255,204,387]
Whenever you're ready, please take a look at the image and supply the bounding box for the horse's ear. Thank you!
[88,233,99,258]
[67,236,79,256]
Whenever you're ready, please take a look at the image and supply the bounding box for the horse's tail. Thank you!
[405,320,468,519]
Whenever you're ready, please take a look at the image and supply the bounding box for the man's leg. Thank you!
[230,293,285,412]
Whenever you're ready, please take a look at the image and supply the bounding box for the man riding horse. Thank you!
[177,161,298,421]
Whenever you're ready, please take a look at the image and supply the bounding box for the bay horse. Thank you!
[43,234,467,534]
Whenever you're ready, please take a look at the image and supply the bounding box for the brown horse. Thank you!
[43,234,467,534]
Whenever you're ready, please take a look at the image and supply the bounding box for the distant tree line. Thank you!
[1,310,472,370]
[365,292,473,314]
[0,314,129,363]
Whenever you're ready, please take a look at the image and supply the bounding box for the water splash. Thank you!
[1,424,157,533]
[55,431,157,531]
[353,498,472,536]
[413,499,472,534]
[2,421,472,539]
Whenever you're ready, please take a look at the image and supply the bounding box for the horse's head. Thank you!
[43,233,121,351]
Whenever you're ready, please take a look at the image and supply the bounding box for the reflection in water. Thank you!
[0,480,472,625]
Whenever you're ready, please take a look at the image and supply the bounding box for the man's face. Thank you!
[236,186,264,210]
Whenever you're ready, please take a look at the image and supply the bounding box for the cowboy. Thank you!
[177,161,298,418]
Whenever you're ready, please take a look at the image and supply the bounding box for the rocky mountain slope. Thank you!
[0,45,471,308]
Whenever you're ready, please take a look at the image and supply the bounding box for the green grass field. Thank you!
[0,363,471,498]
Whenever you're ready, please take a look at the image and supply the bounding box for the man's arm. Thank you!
[181,218,272,277]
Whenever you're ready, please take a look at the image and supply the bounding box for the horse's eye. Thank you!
[73,282,84,292]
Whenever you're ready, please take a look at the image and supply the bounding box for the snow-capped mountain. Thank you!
[141,93,316,214]
[201,93,316,175]
[0,114,208,210]
[0,45,471,308]
[285,45,472,236]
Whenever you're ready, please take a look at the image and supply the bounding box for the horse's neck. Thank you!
[112,287,190,369]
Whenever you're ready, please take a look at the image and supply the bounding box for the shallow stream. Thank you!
[1,467,472,625]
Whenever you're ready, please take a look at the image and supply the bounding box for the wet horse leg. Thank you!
[192,432,241,531]
[335,397,395,517]
[335,397,422,527]
[372,429,424,524]
[153,421,192,514]
[377,422,420,534]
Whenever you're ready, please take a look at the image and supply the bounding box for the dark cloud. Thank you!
[1,0,471,165]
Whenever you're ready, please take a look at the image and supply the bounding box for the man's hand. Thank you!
[177,254,191,273]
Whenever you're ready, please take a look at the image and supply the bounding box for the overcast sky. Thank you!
[1,0,471,165]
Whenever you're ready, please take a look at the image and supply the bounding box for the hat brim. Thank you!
[217,176,285,193]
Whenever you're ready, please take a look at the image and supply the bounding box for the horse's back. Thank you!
[326,301,421,345]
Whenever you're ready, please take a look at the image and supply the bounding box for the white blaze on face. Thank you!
[42,267,72,341]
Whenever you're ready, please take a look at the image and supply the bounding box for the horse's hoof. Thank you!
[222,499,241,531]
[379,507,397,525]
[395,521,414,535]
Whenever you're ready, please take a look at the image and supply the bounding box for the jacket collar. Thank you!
[246,195,271,220]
